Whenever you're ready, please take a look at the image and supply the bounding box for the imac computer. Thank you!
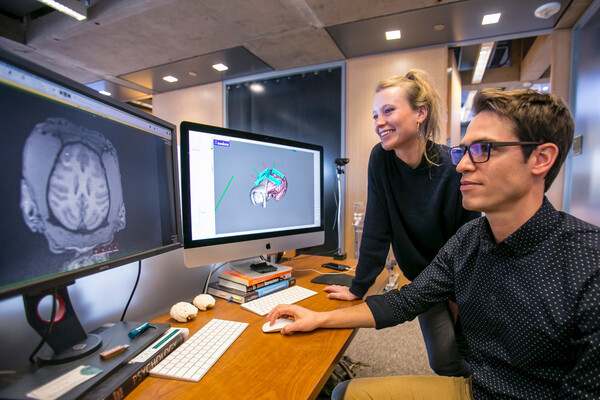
[0,49,182,364]
[179,121,324,269]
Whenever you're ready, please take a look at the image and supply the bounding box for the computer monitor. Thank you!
[0,50,182,363]
[179,121,324,268]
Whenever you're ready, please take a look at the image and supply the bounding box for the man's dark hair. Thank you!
[472,89,574,192]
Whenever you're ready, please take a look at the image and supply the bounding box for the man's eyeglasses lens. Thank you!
[449,143,490,165]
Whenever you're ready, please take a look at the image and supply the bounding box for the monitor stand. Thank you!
[333,158,348,260]
[23,284,102,365]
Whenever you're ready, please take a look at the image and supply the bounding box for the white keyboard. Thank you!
[149,319,248,382]
[241,285,318,316]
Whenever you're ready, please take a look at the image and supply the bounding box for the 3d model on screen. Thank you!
[20,117,126,270]
[249,165,288,208]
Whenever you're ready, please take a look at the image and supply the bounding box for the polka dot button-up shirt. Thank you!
[366,198,600,399]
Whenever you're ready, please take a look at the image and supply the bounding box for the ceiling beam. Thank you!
[0,14,25,44]
[556,0,593,28]
[520,34,551,82]
[461,64,518,89]
[461,63,550,91]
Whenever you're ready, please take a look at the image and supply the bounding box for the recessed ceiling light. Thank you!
[534,2,561,19]
[250,83,264,93]
[385,30,401,40]
[188,71,198,77]
[98,90,111,96]
[482,13,501,25]
[212,63,229,72]
[433,24,445,31]
[162,75,178,83]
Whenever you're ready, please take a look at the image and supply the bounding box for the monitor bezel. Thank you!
[179,121,325,252]
[0,49,183,301]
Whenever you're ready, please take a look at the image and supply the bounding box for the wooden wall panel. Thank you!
[448,49,463,147]
[344,47,449,259]
[153,81,224,142]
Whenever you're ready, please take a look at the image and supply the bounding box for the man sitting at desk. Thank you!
[267,89,600,399]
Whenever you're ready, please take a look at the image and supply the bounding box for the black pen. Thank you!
[128,322,150,339]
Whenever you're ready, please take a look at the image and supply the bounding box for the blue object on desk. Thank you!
[128,322,150,339]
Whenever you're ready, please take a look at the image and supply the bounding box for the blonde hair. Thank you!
[376,70,443,164]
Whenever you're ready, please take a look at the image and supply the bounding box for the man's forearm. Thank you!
[317,302,376,329]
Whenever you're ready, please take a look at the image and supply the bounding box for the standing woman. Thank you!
[325,70,479,377]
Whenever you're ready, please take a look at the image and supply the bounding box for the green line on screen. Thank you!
[215,175,234,211]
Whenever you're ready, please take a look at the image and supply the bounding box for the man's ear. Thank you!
[531,143,559,178]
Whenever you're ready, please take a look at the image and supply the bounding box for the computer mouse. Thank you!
[262,318,294,333]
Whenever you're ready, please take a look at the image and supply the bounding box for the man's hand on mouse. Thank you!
[266,304,323,334]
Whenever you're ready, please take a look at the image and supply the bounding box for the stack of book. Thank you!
[208,262,295,304]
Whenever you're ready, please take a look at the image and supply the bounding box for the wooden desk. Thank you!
[126,255,388,400]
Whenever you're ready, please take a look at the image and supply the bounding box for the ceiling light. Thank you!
[534,2,561,19]
[37,0,87,21]
[188,71,198,77]
[250,83,264,93]
[482,13,501,25]
[98,90,111,96]
[212,63,229,72]
[471,42,494,84]
[162,75,178,83]
[385,30,401,40]
[461,90,477,123]
[433,24,445,31]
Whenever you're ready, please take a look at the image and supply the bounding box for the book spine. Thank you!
[220,270,292,286]
[207,284,259,304]
[81,329,186,400]
[218,270,247,285]
[254,278,294,297]
[219,276,283,292]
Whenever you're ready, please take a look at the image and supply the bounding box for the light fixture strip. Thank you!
[37,0,87,21]
[471,42,494,84]
[461,90,477,123]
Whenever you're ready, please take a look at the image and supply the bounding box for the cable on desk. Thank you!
[29,287,57,364]
[120,260,142,321]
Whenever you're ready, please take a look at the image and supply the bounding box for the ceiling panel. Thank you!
[119,46,272,92]
[327,0,566,58]
[0,0,589,101]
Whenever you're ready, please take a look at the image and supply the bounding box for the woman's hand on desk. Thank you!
[266,305,323,334]
[323,285,359,301]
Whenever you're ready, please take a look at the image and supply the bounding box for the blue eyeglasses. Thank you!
[449,142,541,165]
